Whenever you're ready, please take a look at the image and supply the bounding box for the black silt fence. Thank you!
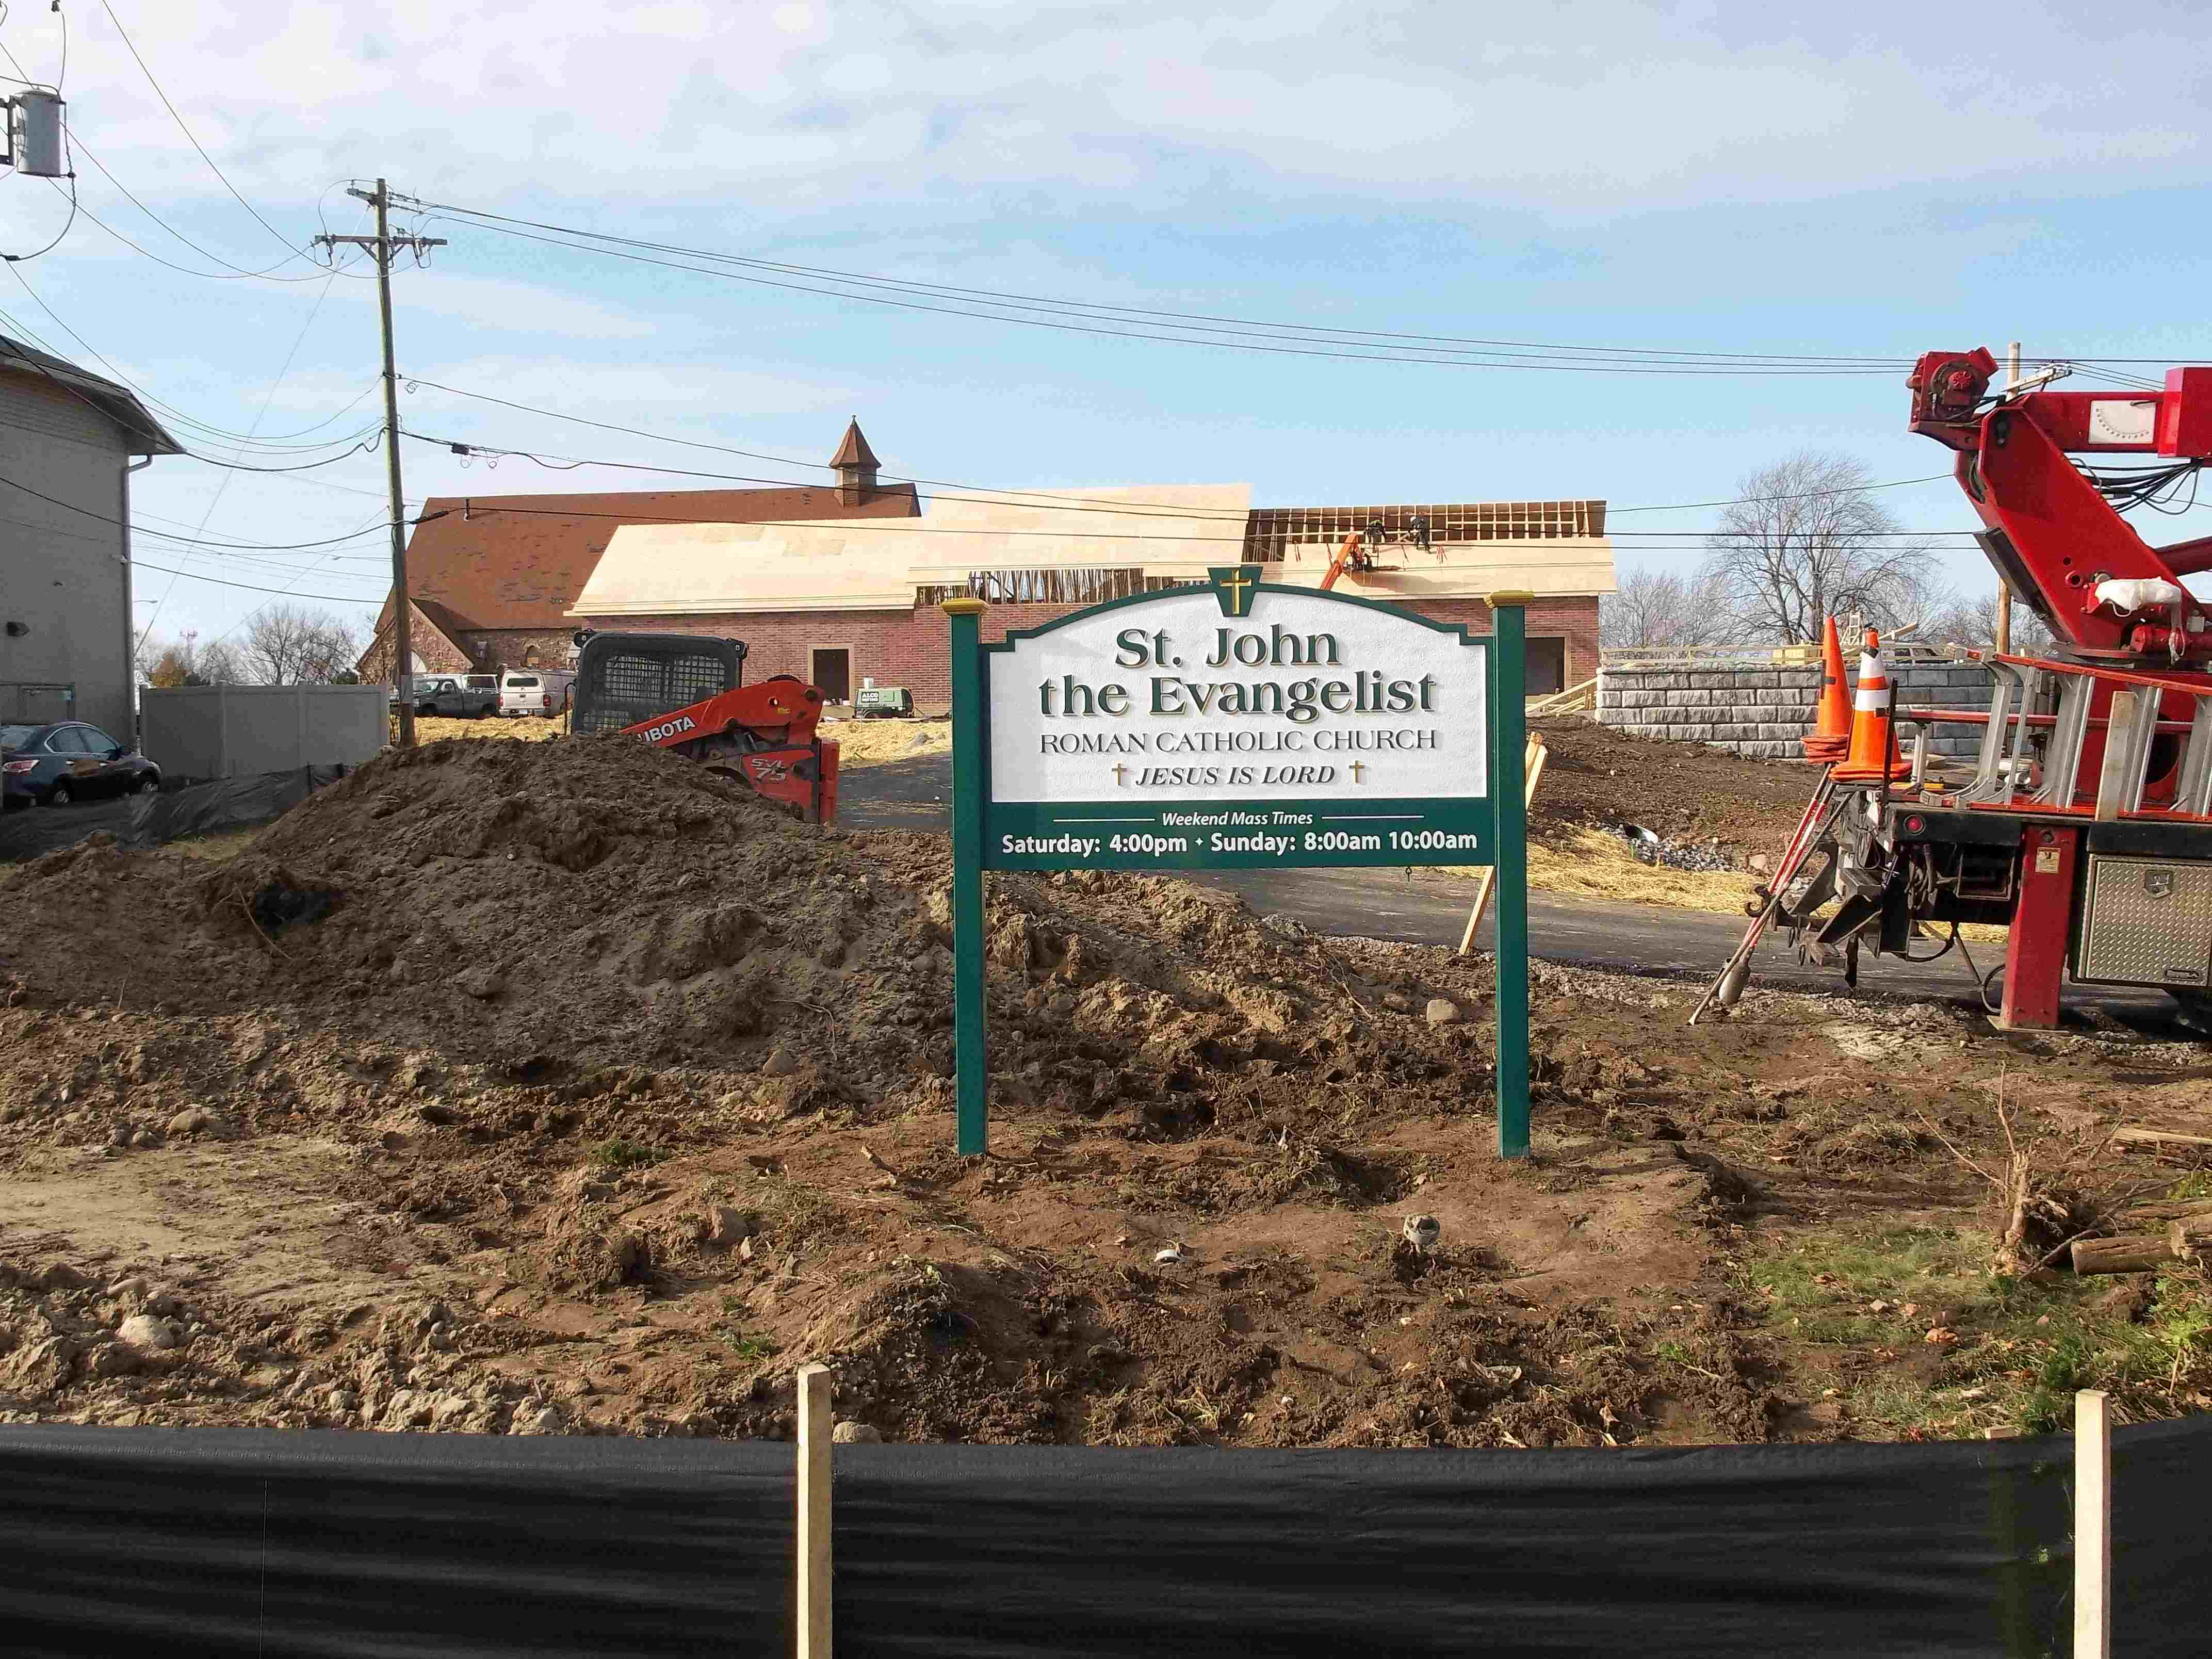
[1,1420,2204,1657]
[0,765,343,863]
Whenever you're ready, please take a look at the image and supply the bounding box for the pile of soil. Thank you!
[1528,718,1817,856]
[0,734,2198,1448]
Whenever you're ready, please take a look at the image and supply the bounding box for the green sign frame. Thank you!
[944,570,1532,1160]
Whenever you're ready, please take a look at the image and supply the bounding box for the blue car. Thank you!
[1,721,162,808]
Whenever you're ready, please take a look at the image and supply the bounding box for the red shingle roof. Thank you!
[381,483,920,632]
[829,419,880,470]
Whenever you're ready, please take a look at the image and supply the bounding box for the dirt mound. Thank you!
[4,731,2198,1450]
[1528,718,1816,855]
[1,736,1515,1153]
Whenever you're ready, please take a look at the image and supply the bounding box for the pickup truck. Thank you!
[410,676,501,718]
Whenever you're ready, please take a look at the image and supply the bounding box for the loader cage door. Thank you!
[571,635,745,736]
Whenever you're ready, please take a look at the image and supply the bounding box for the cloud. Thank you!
[326,269,660,340]
[32,0,2209,225]
[402,355,853,422]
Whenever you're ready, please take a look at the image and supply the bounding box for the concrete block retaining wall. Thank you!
[1597,661,1995,761]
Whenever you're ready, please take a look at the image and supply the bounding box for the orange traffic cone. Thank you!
[1830,628,1913,782]
[1801,616,1849,762]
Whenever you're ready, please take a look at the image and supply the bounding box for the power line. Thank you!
[413,209,1898,378]
[0,465,396,550]
[1609,475,1955,513]
[440,496,1988,548]
[421,429,1997,542]
[182,438,380,473]
[0,507,383,572]
[2,175,77,262]
[124,513,389,566]
[410,197,1921,370]
[415,198,2212,386]
[404,377,1962,531]
[0,278,382,451]
[131,558,393,604]
[404,411,1987,538]
[64,132,339,282]
[97,0,308,266]
[140,266,351,640]
[63,183,314,283]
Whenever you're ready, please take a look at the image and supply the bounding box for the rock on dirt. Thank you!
[706,1205,753,1245]
[1425,999,1462,1027]
[832,1422,883,1443]
[116,1314,181,1351]
[457,965,505,1001]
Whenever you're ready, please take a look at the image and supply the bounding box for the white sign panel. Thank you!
[987,585,1487,805]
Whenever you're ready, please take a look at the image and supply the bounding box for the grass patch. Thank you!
[749,1172,838,1241]
[1810,1117,1940,1172]
[412,714,566,744]
[1748,1225,2212,1437]
[591,1136,661,1172]
[167,827,264,861]
[1432,825,2008,938]
[823,716,952,768]
[723,1330,781,1364]
[1443,829,1761,914]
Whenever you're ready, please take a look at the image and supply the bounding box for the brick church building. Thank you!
[363,420,1613,707]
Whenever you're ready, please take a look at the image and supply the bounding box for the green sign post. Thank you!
[942,570,1531,1159]
[1485,590,1532,1160]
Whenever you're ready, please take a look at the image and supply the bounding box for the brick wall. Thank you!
[1410,597,1600,695]
[359,624,470,684]
[452,629,586,675]
[570,594,1603,712]
[1598,659,1996,760]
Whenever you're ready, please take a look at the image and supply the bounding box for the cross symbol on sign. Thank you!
[1112,762,1128,786]
[1218,568,1253,614]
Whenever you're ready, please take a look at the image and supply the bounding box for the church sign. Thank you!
[984,566,1491,869]
[942,567,1532,1159]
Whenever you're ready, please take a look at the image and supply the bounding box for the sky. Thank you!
[5,0,2212,657]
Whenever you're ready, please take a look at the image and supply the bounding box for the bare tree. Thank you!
[135,628,246,687]
[1699,452,1938,645]
[196,640,248,685]
[240,605,363,686]
[1600,568,1734,651]
[1916,587,2057,655]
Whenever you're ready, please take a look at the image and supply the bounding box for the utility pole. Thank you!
[1995,340,2021,656]
[315,181,444,746]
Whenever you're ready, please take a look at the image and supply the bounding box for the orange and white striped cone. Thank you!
[1830,629,1913,782]
[1801,616,1850,762]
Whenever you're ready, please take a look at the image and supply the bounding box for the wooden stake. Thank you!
[1459,735,1547,954]
[2075,1389,2110,1659]
[796,1363,833,1659]
[2113,1126,2212,1151]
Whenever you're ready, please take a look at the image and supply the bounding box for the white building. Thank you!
[0,335,181,738]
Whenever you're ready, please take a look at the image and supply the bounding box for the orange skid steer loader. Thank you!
[568,630,840,824]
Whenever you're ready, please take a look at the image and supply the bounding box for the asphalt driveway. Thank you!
[838,753,2176,1027]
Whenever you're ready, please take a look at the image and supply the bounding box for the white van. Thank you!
[498,670,575,718]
